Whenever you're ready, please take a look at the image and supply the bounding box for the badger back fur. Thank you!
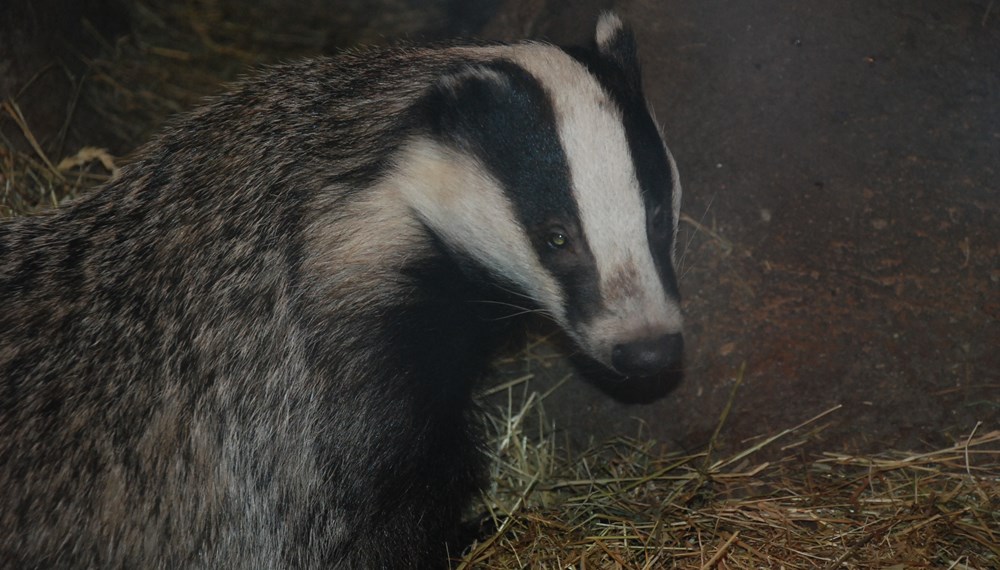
[0,13,682,569]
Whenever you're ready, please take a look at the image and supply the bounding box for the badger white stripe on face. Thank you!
[509,46,682,360]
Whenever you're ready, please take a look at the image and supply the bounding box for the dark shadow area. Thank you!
[1,0,132,155]
[569,352,685,405]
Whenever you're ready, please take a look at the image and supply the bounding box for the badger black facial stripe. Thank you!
[418,58,603,325]
[508,45,683,358]
[423,60,575,228]
[568,39,682,299]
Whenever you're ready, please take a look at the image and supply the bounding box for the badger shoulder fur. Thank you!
[0,13,683,569]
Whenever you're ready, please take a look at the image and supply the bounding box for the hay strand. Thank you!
[466,379,999,569]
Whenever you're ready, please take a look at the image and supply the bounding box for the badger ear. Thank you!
[594,11,641,92]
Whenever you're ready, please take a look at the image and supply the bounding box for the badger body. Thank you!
[0,14,682,569]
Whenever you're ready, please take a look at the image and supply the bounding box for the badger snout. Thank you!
[610,332,684,378]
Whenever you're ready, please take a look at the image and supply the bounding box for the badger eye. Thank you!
[546,230,569,249]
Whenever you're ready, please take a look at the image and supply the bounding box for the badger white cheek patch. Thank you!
[391,139,567,322]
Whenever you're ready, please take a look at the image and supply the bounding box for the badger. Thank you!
[0,13,683,569]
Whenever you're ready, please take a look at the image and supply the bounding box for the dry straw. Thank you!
[465,368,998,569]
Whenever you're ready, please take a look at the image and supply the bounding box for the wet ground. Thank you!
[3,0,997,458]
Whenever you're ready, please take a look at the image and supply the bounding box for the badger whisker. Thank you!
[468,299,557,322]
[678,193,716,282]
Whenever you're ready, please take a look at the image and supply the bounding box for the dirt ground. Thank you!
[2,0,997,460]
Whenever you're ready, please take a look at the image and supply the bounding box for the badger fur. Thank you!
[0,13,683,569]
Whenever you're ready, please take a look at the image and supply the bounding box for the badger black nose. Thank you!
[611,333,684,378]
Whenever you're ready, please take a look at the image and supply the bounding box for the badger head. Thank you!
[398,13,683,379]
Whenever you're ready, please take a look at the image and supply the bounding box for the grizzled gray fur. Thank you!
[1,50,491,569]
[1,13,684,569]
